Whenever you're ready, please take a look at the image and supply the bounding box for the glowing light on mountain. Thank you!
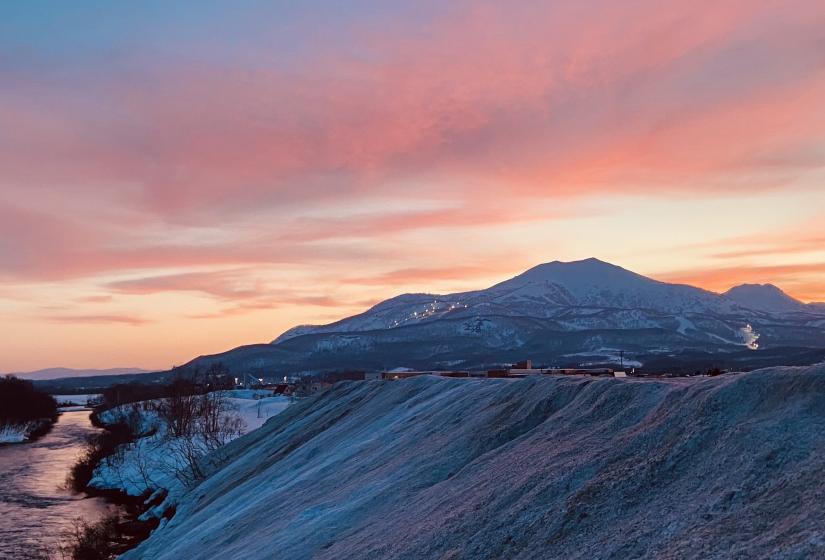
[741,324,760,351]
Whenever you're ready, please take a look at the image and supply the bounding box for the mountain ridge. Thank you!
[272,258,818,345]
[9,367,153,381]
[180,258,824,376]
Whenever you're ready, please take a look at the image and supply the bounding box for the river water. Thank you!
[0,410,116,558]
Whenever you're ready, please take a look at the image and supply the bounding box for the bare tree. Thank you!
[154,388,245,487]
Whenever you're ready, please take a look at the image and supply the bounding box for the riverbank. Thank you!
[60,407,161,559]
[62,391,290,558]
[58,486,165,559]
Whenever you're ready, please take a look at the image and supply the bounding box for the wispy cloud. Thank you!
[343,264,513,288]
[43,314,151,326]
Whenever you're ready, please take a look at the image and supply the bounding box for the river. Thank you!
[0,409,116,558]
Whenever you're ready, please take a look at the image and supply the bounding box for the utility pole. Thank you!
[620,350,624,371]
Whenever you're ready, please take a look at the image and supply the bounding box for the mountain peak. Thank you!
[498,257,649,290]
[537,257,616,269]
[724,283,805,313]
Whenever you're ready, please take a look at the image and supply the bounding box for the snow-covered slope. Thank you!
[124,365,825,560]
[723,283,809,314]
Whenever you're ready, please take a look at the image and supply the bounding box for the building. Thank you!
[485,362,617,378]
[378,370,471,380]
[267,383,293,395]
[437,371,470,378]
[507,359,550,375]
[544,368,614,376]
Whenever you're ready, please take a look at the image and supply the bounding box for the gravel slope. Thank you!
[124,365,825,560]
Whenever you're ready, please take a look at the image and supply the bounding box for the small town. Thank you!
[240,360,639,398]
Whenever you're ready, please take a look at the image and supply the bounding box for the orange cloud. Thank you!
[659,262,825,302]
[43,314,151,326]
[343,264,517,288]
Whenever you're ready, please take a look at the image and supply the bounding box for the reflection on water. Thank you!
[0,410,115,557]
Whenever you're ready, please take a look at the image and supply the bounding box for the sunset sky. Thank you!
[2,0,824,372]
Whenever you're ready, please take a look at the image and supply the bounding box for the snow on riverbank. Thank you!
[51,394,101,406]
[0,419,52,443]
[0,422,38,443]
[90,394,290,498]
[123,365,825,560]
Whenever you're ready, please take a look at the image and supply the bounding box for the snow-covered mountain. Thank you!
[272,258,822,348]
[187,258,825,375]
[274,259,743,343]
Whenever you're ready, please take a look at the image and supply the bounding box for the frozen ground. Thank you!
[124,364,825,560]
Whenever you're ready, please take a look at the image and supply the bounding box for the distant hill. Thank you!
[9,367,152,381]
[32,370,172,394]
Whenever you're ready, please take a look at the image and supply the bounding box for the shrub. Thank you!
[66,421,136,492]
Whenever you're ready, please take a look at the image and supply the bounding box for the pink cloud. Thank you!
[3,0,824,225]
[107,269,362,319]
[76,295,115,304]
[108,270,263,300]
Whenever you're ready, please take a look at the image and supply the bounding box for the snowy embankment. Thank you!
[124,364,825,560]
[90,393,290,498]
[0,421,42,443]
[0,416,54,443]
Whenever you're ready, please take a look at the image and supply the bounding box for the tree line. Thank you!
[0,375,58,426]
